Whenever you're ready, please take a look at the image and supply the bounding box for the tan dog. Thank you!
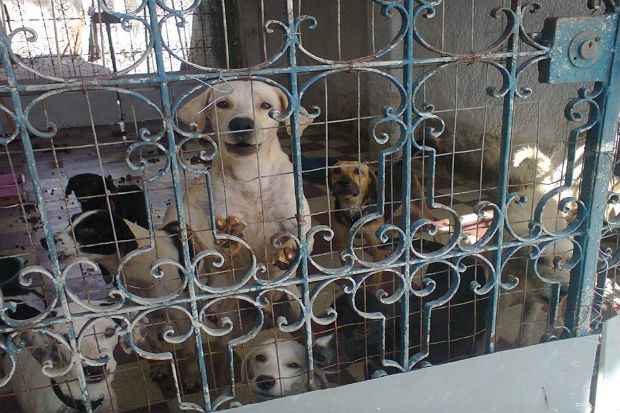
[168,79,315,325]
[328,160,429,260]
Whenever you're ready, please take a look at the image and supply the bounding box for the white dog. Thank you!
[4,300,132,413]
[238,329,328,402]
[46,210,202,392]
[170,80,315,313]
[47,210,185,300]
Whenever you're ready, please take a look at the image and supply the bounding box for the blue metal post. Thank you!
[486,2,521,353]
[566,7,620,336]
[400,0,415,369]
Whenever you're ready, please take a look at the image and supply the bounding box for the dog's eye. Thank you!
[216,99,230,109]
[104,327,116,338]
[255,354,267,363]
[286,362,301,369]
[260,102,272,110]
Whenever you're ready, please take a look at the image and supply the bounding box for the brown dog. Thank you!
[328,160,429,262]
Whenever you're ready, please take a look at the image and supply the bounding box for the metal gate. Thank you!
[0,0,619,412]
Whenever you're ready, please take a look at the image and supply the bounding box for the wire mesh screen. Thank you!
[0,0,619,412]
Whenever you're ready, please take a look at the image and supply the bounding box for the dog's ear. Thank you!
[65,177,75,197]
[177,88,214,132]
[328,163,346,196]
[240,348,256,384]
[366,165,378,206]
[328,165,338,192]
[105,175,116,192]
[112,217,138,256]
[313,334,334,350]
[274,88,316,137]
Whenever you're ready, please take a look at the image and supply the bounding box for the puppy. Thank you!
[3,300,132,413]
[45,210,184,294]
[237,329,328,402]
[328,160,429,261]
[169,80,316,317]
[65,173,149,228]
[43,210,203,392]
[65,174,114,212]
[313,244,489,380]
[512,144,620,225]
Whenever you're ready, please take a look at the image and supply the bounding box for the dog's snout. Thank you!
[334,179,360,197]
[348,184,360,197]
[229,117,255,134]
[255,375,276,391]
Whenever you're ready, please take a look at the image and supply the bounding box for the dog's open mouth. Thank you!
[225,142,260,156]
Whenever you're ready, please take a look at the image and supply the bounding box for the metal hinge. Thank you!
[539,13,619,84]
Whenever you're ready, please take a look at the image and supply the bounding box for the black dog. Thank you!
[323,240,489,379]
[42,210,193,285]
[65,173,148,228]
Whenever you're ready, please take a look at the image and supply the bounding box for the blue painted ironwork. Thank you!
[0,0,618,411]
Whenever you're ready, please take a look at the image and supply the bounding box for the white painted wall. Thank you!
[232,335,598,413]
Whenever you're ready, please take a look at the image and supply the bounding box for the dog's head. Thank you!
[28,302,127,386]
[329,161,377,211]
[241,334,314,400]
[177,80,315,159]
[41,210,138,262]
[65,174,114,199]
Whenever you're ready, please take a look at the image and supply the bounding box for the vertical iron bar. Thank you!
[566,11,620,336]
[145,0,212,408]
[284,0,314,372]
[401,0,414,369]
[485,1,521,353]
[105,20,127,140]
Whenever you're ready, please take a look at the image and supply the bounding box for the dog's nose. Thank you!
[229,117,255,135]
[348,184,360,197]
[334,180,359,197]
[40,238,48,250]
[255,375,276,391]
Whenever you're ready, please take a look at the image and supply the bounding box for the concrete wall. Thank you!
[7,1,600,152]
[232,335,598,413]
[228,0,597,160]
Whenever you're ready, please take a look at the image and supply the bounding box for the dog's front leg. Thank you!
[268,234,304,323]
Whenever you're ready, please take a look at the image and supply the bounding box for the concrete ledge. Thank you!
[234,335,598,413]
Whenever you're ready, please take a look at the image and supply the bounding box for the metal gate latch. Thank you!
[539,14,619,83]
